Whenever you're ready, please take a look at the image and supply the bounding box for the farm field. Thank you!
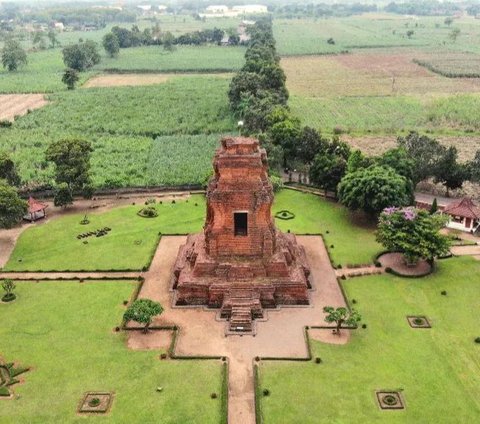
[0,280,223,423]
[282,53,480,97]
[96,45,246,73]
[84,72,232,87]
[259,257,480,423]
[413,52,480,78]
[274,15,480,56]
[6,190,381,272]
[0,77,235,188]
[0,94,47,121]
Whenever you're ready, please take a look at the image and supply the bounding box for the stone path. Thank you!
[451,245,480,257]
[335,265,384,279]
[0,234,348,424]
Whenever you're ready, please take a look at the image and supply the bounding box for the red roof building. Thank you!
[443,197,480,233]
[24,197,48,222]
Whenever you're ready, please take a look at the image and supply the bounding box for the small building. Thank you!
[53,22,64,32]
[206,5,229,14]
[443,197,480,233]
[24,197,48,222]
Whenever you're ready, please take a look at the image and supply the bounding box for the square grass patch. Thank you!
[407,316,431,328]
[376,391,405,410]
[78,392,113,414]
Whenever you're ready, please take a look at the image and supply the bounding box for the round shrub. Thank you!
[315,357,322,364]
[413,318,425,326]
[475,337,480,344]
[160,353,167,360]
[362,324,367,329]
[254,356,260,362]
[351,299,357,304]
[88,397,100,407]
[441,290,447,296]
[123,300,128,306]
[114,326,120,332]
[262,389,270,396]
[138,206,158,218]
[171,200,176,204]
[1,293,16,302]
[210,393,217,399]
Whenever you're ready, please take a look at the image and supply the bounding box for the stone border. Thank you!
[376,391,405,410]
[378,252,433,278]
[78,392,114,414]
[407,316,431,328]
[274,210,295,220]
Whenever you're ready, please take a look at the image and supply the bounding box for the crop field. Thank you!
[282,53,480,97]
[274,15,480,56]
[0,77,235,188]
[0,94,47,121]
[413,52,480,77]
[96,45,246,73]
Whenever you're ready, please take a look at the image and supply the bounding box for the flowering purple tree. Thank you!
[376,207,451,265]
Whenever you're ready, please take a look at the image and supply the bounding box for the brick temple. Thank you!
[172,136,311,333]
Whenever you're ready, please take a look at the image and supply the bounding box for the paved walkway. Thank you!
[451,244,480,258]
[128,236,347,424]
[0,271,141,280]
[335,265,384,278]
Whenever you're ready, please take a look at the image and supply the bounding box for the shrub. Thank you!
[160,353,167,359]
[1,293,16,302]
[374,261,382,268]
[340,275,346,280]
[88,397,101,407]
[385,267,392,273]
[382,394,398,406]
[315,357,322,364]
[210,393,217,399]
[138,206,158,218]
[475,337,480,344]
[362,323,367,329]
[262,389,270,396]
[441,290,447,296]
[0,120,12,128]
[333,126,345,135]
[123,300,128,305]
[114,326,120,332]
[351,299,357,304]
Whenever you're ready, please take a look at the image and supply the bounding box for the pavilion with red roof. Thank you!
[443,197,480,233]
[24,197,48,222]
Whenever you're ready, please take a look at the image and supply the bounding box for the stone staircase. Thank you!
[221,286,264,334]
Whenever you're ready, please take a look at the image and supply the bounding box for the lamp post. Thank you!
[238,120,244,135]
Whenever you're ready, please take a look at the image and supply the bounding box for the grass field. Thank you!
[0,76,235,188]
[6,190,381,271]
[96,45,245,72]
[0,280,223,423]
[414,52,480,78]
[259,257,480,423]
[274,15,480,56]
[5,195,206,271]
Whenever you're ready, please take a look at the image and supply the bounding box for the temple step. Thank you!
[229,306,253,332]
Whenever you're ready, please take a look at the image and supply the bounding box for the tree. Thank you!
[47,30,59,48]
[406,30,414,38]
[228,34,240,45]
[54,182,73,208]
[102,33,120,58]
[310,152,347,196]
[444,17,453,26]
[123,299,163,333]
[449,28,460,42]
[469,150,480,183]
[0,180,27,229]
[45,139,93,200]
[62,41,100,72]
[163,32,176,52]
[2,278,16,302]
[32,31,47,50]
[337,165,411,216]
[1,38,27,71]
[430,198,438,214]
[398,132,446,186]
[62,68,79,90]
[433,146,470,196]
[323,306,361,335]
[347,149,373,173]
[0,152,20,186]
[377,207,451,265]
[296,126,327,165]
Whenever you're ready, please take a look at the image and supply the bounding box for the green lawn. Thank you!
[273,190,381,266]
[6,190,379,272]
[259,257,480,423]
[0,281,222,423]
[5,195,206,271]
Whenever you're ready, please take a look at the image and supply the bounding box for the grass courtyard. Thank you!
[259,257,480,423]
[5,190,380,272]
[0,281,223,423]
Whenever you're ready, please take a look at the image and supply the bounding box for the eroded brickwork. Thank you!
[172,137,311,333]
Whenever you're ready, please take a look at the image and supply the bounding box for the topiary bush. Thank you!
[138,206,158,218]
[88,397,100,407]
[262,389,270,396]
[475,337,480,344]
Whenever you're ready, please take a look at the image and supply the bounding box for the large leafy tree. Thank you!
[61,68,79,90]
[323,306,361,335]
[1,38,27,71]
[0,180,27,229]
[124,299,163,333]
[337,165,411,216]
[376,207,451,265]
[0,152,20,186]
[102,33,120,58]
[469,150,480,183]
[434,146,470,196]
[62,40,100,71]
[45,139,93,202]
[310,153,347,196]
[397,131,446,186]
